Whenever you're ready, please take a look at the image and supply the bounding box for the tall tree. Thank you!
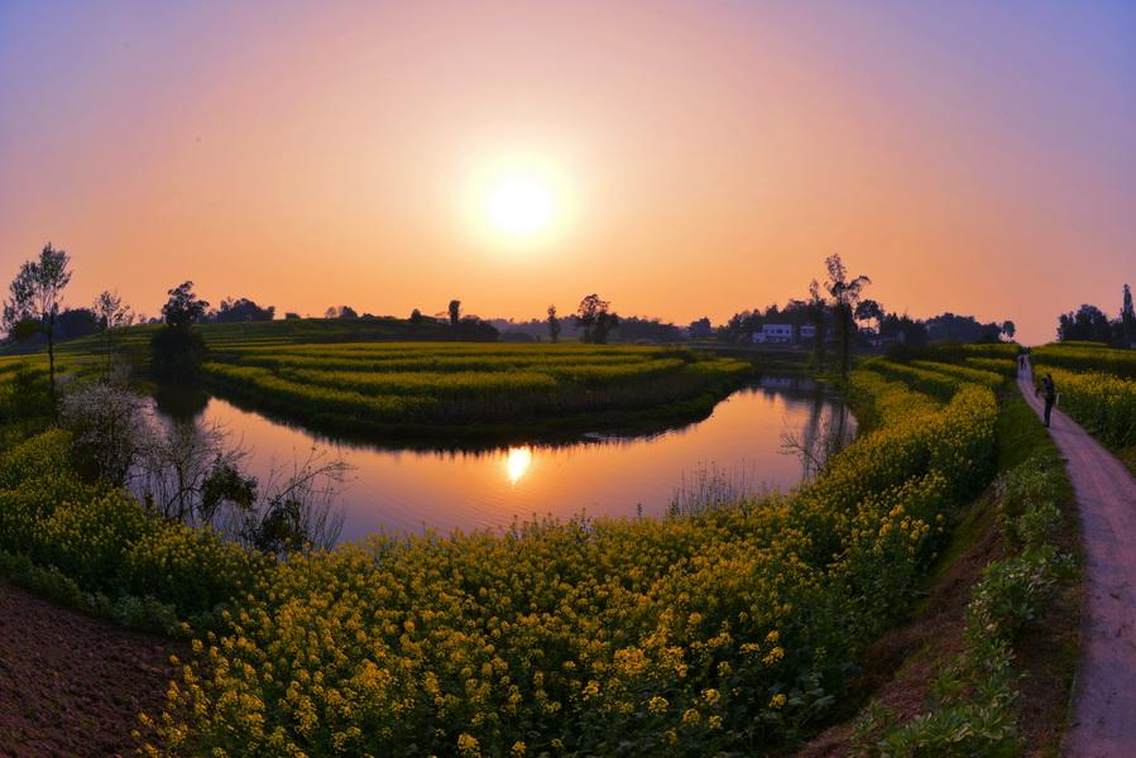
[1001,320,1016,342]
[1121,284,1135,347]
[806,281,827,362]
[547,305,561,343]
[1057,304,1111,342]
[448,299,462,326]
[821,254,871,377]
[93,290,134,377]
[3,243,72,411]
[574,294,620,344]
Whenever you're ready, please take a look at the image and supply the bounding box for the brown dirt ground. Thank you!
[0,582,181,757]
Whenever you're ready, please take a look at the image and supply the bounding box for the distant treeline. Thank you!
[1055,284,1136,348]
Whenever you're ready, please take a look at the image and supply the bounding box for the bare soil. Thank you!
[0,582,180,757]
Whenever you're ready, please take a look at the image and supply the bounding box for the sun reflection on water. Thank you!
[505,446,533,484]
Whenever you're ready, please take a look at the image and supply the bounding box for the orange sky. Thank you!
[2,1,1133,344]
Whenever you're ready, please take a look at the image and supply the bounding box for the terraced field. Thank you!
[199,341,753,441]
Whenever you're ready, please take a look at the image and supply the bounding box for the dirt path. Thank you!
[0,582,180,757]
[1019,363,1136,757]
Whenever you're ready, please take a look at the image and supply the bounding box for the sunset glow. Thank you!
[486,175,554,237]
[1,2,1133,341]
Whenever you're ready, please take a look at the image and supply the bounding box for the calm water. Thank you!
[153,376,855,541]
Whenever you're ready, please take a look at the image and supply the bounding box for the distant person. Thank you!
[1036,373,1057,428]
[1019,353,1027,372]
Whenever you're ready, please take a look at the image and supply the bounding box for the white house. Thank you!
[752,323,794,344]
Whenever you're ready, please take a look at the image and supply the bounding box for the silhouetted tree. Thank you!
[615,316,682,343]
[1058,304,1111,343]
[855,299,884,332]
[338,306,358,320]
[547,305,561,343]
[214,297,275,323]
[806,281,827,361]
[574,293,620,344]
[409,308,423,324]
[926,312,1003,342]
[688,317,713,340]
[456,316,499,341]
[56,308,100,340]
[3,243,72,411]
[718,309,760,343]
[94,290,134,376]
[162,281,209,328]
[284,312,301,320]
[880,313,928,348]
[152,281,209,383]
[1001,320,1016,341]
[1121,284,1135,347]
[821,254,871,376]
[448,300,462,326]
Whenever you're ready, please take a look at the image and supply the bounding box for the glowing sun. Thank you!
[486,175,554,236]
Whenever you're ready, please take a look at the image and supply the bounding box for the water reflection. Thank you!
[151,375,855,540]
[505,447,533,484]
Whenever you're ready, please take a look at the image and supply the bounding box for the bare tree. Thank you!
[135,419,249,524]
[229,448,350,554]
[134,418,349,553]
[93,290,134,378]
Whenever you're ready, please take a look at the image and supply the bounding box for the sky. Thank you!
[1,1,1133,344]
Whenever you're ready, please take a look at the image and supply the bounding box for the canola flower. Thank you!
[200,342,751,437]
[1031,365,1136,448]
[0,352,1000,754]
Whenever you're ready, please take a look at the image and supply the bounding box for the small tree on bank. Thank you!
[3,243,72,413]
[448,299,462,326]
[151,281,209,383]
[820,254,871,377]
[93,290,134,378]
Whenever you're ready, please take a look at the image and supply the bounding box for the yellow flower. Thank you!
[769,693,787,709]
[648,696,669,714]
[457,733,480,756]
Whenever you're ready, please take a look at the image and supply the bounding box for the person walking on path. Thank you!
[1036,372,1057,427]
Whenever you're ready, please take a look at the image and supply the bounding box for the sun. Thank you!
[486,175,554,236]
